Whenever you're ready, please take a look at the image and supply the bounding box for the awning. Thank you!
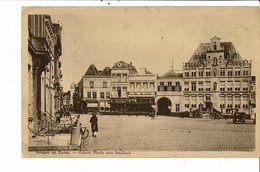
[87,103,98,108]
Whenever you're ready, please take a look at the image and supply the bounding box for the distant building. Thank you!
[63,91,72,111]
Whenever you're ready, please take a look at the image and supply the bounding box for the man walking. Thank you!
[89,111,98,137]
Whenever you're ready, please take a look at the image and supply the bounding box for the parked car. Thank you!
[232,109,246,124]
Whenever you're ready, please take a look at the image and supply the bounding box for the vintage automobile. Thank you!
[232,109,246,124]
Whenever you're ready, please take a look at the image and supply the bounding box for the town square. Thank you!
[24,7,257,154]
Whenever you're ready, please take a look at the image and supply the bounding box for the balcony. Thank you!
[29,36,52,66]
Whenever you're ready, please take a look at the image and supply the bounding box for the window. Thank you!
[243,104,248,109]
[149,82,155,89]
[143,82,148,90]
[106,92,110,98]
[199,71,203,77]
[228,70,233,76]
[160,82,164,86]
[176,104,180,112]
[130,82,135,89]
[92,92,97,98]
[136,82,141,90]
[227,87,232,91]
[243,70,249,76]
[100,92,104,98]
[214,45,217,50]
[191,82,196,91]
[184,82,189,91]
[220,104,225,109]
[185,104,190,108]
[235,81,240,91]
[220,81,225,91]
[191,104,197,108]
[220,69,225,76]
[220,88,225,91]
[192,72,196,77]
[235,104,240,109]
[184,72,189,77]
[227,81,233,91]
[206,96,211,101]
[122,74,127,82]
[90,81,94,88]
[103,82,107,88]
[176,82,180,86]
[235,70,240,76]
[116,74,121,82]
[227,104,233,109]
[243,87,248,91]
[168,82,172,86]
[205,81,211,91]
[206,71,211,77]
[198,81,203,91]
[198,96,204,105]
[87,92,91,98]
[243,81,248,91]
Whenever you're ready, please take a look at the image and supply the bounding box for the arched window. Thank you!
[214,45,217,50]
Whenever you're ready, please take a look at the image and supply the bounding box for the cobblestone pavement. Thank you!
[76,114,255,151]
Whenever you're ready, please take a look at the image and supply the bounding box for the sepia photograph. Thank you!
[21,6,260,157]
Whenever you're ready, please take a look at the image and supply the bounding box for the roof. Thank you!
[188,41,243,64]
[160,70,183,79]
[112,61,138,74]
[100,67,111,76]
[210,36,221,40]
[84,64,100,76]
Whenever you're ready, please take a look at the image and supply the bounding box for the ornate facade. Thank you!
[28,15,63,135]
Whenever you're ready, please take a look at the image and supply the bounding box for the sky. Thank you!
[41,7,260,91]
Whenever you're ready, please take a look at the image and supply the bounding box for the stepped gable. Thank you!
[84,64,100,76]
[188,37,244,64]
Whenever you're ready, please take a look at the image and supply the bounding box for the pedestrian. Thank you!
[89,111,98,137]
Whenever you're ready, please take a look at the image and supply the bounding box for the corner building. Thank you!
[182,36,253,115]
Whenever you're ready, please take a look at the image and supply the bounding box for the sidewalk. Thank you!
[28,134,80,151]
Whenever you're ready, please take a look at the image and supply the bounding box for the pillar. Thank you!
[32,66,39,134]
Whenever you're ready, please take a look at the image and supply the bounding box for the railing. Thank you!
[30,111,79,137]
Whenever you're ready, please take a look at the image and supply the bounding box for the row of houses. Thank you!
[73,37,256,117]
[28,15,63,136]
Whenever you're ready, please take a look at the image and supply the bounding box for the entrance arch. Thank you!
[157,97,172,115]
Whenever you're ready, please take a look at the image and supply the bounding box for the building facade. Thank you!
[182,36,253,115]
[79,64,111,113]
[28,15,63,135]
[156,70,183,115]
[74,37,255,117]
